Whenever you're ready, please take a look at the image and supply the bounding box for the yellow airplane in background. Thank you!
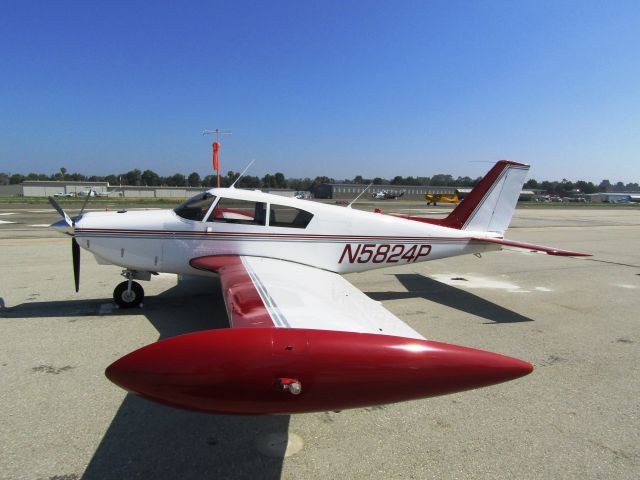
[425,192,459,206]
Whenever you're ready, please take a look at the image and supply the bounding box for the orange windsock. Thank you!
[213,142,220,171]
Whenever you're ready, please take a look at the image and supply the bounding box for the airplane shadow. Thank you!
[366,274,533,324]
[82,397,290,480]
[2,277,290,480]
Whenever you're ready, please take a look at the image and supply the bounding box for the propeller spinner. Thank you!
[48,195,89,292]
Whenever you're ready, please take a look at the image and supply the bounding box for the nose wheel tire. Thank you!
[114,281,144,308]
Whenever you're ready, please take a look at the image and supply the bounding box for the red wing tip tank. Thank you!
[106,328,533,415]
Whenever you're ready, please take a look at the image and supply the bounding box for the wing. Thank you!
[471,237,591,256]
[190,255,425,340]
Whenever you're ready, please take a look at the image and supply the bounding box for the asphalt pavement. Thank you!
[1,203,638,479]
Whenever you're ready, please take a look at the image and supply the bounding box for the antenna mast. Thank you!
[348,182,374,208]
[202,129,232,188]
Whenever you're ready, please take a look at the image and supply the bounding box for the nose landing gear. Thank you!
[114,270,149,308]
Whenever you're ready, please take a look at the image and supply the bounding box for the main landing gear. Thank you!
[113,269,151,308]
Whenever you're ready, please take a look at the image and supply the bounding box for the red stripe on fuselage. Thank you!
[74,228,469,242]
[75,229,469,243]
[190,256,275,328]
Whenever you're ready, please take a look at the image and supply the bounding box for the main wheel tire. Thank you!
[113,281,144,308]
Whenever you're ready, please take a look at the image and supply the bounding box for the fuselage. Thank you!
[73,188,497,276]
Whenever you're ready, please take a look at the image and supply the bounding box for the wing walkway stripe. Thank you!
[241,258,291,328]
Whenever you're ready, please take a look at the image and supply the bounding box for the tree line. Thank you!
[1,168,638,194]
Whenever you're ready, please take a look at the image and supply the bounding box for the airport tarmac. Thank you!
[1,203,639,479]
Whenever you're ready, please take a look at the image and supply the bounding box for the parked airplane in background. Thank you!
[373,190,405,200]
[49,160,589,415]
[55,189,115,197]
[425,192,459,206]
[77,188,116,197]
[597,193,640,203]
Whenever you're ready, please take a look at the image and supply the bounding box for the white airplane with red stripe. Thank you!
[49,160,589,415]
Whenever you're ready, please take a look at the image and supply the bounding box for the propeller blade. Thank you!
[48,196,73,227]
[78,191,91,217]
[72,238,80,292]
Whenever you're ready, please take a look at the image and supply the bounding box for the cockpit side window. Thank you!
[174,193,217,221]
[207,198,267,226]
[269,204,314,228]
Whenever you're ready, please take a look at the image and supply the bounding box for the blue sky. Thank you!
[1,1,639,182]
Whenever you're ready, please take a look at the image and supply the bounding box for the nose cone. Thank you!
[106,329,533,415]
[50,218,74,234]
[414,342,533,392]
[106,328,276,414]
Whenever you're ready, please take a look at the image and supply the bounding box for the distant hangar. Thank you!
[1,181,306,199]
[314,183,544,201]
[1,180,622,203]
[314,183,458,200]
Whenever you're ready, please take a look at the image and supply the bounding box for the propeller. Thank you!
[72,237,80,292]
[48,196,73,228]
[49,195,87,292]
[78,190,91,217]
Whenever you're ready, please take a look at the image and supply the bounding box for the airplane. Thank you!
[48,160,589,415]
[599,193,640,203]
[424,192,459,206]
[373,190,404,200]
[77,188,116,197]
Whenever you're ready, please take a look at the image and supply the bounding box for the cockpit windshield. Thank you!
[174,192,217,221]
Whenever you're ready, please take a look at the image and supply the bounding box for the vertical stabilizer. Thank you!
[441,161,530,234]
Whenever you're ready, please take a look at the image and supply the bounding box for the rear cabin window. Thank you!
[269,204,313,228]
[208,198,267,225]
[174,193,216,221]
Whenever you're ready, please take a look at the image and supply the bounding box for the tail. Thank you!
[442,160,529,234]
[394,160,591,256]
[397,160,529,235]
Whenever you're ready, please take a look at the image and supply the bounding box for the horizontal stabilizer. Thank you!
[472,237,591,256]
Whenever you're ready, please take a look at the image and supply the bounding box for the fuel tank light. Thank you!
[277,377,302,395]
